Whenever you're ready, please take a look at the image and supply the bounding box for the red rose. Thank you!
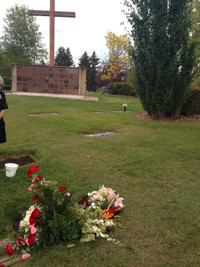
[28,234,36,245]
[32,194,39,202]
[27,166,39,178]
[0,264,5,267]
[17,237,23,246]
[36,185,42,190]
[31,208,40,218]
[82,200,89,207]
[27,170,32,178]
[37,175,42,181]
[6,244,13,255]
[29,216,36,225]
[59,186,66,192]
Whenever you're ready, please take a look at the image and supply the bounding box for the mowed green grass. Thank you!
[0,93,200,267]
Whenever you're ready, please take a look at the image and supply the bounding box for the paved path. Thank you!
[6,92,98,101]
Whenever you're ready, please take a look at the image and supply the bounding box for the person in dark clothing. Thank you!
[0,91,8,143]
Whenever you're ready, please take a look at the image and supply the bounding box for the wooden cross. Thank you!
[29,0,75,66]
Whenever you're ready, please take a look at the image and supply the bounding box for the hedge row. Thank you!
[181,89,200,115]
[111,82,136,96]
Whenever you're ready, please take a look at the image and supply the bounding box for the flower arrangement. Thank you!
[122,104,127,112]
[5,166,124,261]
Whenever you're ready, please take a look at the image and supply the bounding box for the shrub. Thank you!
[111,82,136,96]
[181,89,200,115]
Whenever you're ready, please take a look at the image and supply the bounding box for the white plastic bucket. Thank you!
[5,163,19,177]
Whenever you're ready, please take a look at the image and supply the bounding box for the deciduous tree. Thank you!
[0,4,47,84]
[101,31,131,83]
[1,4,47,63]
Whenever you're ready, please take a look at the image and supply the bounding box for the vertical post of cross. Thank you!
[29,0,75,66]
[50,0,55,66]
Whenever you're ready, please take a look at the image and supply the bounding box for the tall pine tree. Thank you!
[124,0,195,118]
[55,47,74,66]
[79,51,99,91]
[88,51,100,91]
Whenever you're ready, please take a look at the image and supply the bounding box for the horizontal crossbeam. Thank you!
[29,10,75,18]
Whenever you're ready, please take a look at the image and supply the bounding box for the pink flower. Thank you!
[30,226,37,234]
[22,254,31,260]
[32,179,35,183]
[26,238,31,246]
[28,185,33,191]
[65,192,71,197]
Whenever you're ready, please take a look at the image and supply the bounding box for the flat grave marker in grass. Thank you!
[85,132,119,137]
[27,113,58,116]
[113,111,131,113]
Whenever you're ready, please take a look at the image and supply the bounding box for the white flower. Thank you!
[92,226,98,232]
[24,214,30,223]
[19,220,27,228]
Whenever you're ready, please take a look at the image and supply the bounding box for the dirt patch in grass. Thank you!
[135,112,200,122]
[0,155,35,169]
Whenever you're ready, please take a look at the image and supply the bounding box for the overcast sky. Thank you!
[0,0,129,64]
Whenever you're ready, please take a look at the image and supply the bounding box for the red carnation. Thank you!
[17,237,23,246]
[31,208,40,218]
[6,244,13,255]
[59,186,66,192]
[32,194,39,202]
[82,200,90,207]
[36,185,42,190]
[28,234,36,245]
[27,166,39,178]
[37,175,42,181]
[29,216,36,225]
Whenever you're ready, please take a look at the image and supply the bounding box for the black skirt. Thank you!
[0,117,6,143]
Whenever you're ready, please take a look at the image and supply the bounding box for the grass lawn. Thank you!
[0,92,200,266]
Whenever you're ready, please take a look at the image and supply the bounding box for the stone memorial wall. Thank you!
[12,64,86,96]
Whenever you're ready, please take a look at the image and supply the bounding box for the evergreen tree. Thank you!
[79,51,90,69]
[78,52,90,90]
[79,51,100,91]
[88,51,100,91]
[55,47,74,66]
[124,0,195,118]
